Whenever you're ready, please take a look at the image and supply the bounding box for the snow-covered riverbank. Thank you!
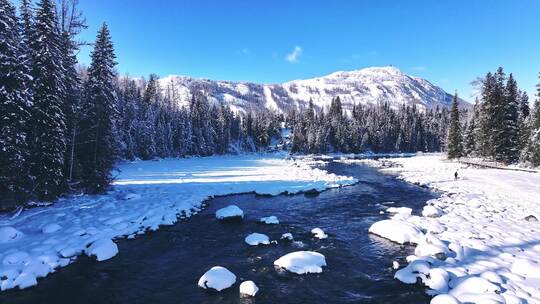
[366,154,540,303]
[0,154,355,291]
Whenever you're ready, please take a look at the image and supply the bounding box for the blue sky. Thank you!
[76,0,540,101]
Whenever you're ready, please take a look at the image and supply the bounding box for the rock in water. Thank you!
[239,280,259,297]
[215,205,244,220]
[198,266,236,291]
[274,251,327,274]
[245,233,270,246]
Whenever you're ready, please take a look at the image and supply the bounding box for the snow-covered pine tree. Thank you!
[498,73,520,163]
[29,0,67,200]
[77,23,117,193]
[463,101,479,156]
[447,93,463,159]
[517,91,530,153]
[0,0,33,208]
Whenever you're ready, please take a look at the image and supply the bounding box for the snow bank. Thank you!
[216,205,244,220]
[311,227,328,239]
[259,216,279,224]
[368,220,423,244]
[368,154,540,302]
[274,251,327,274]
[244,233,270,246]
[198,266,236,291]
[239,280,259,297]
[0,154,355,291]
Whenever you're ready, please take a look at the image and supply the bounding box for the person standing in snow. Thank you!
[454,171,458,180]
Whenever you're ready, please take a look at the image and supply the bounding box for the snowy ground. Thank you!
[365,154,540,303]
[0,154,355,291]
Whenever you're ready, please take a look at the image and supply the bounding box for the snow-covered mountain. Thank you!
[158,66,466,114]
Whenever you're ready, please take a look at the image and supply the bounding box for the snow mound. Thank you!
[311,227,328,239]
[0,226,23,243]
[511,258,540,278]
[239,280,259,297]
[394,259,430,284]
[86,238,119,261]
[369,219,423,244]
[422,205,442,217]
[430,294,460,304]
[245,233,270,246]
[3,251,30,265]
[274,251,327,274]
[215,205,244,220]
[449,276,501,300]
[198,266,236,291]
[386,207,412,215]
[42,223,62,234]
[260,216,279,224]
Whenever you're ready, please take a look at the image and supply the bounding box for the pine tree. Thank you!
[77,23,117,193]
[0,0,33,207]
[495,73,520,163]
[29,0,67,200]
[517,92,530,153]
[447,93,463,159]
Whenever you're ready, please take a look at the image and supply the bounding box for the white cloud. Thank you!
[285,46,303,63]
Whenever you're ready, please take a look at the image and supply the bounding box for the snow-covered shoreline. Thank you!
[0,154,356,291]
[366,154,540,303]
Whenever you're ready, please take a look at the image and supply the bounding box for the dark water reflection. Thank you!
[2,162,435,303]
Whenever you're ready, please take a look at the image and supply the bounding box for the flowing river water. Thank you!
[2,161,436,303]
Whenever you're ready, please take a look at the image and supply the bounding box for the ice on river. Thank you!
[259,215,279,224]
[0,154,355,291]
[274,251,327,274]
[365,154,540,303]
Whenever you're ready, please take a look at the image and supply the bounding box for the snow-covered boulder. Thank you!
[430,294,461,304]
[198,266,236,291]
[368,220,423,244]
[245,233,270,246]
[239,280,259,297]
[215,205,244,220]
[422,205,442,217]
[274,251,327,274]
[415,234,449,259]
[311,227,328,239]
[13,273,37,289]
[260,216,279,224]
[42,223,62,234]
[87,238,119,261]
[392,261,400,269]
[281,233,293,241]
[386,207,412,215]
[394,259,430,284]
[0,226,23,243]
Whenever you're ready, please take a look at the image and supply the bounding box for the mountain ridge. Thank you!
[157,66,468,114]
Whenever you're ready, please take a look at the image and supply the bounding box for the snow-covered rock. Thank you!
[239,280,259,297]
[430,294,461,304]
[0,226,23,243]
[259,216,279,224]
[281,233,293,241]
[198,266,236,291]
[449,276,501,300]
[386,207,412,215]
[274,251,327,274]
[392,260,400,269]
[86,239,118,261]
[311,227,328,239]
[422,205,442,217]
[394,259,430,284]
[511,258,540,278]
[244,233,270,246]
[215,205,244,220]
[41,223,62,234]
[369,220,423,244]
